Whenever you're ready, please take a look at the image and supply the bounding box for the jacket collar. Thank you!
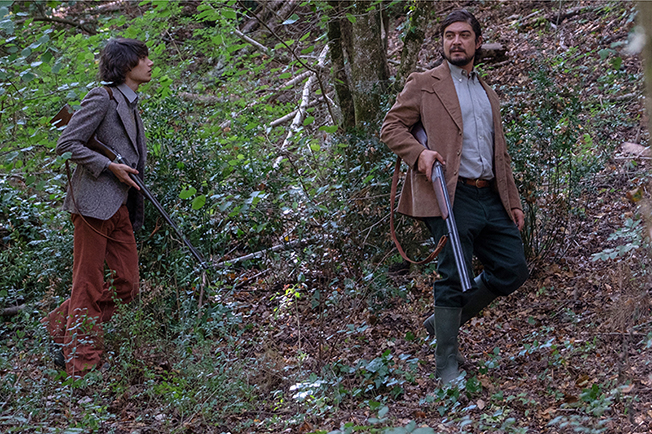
[116,83,138,105]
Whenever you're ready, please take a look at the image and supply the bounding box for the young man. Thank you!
[381,10,528,384]
[43,38,154,377]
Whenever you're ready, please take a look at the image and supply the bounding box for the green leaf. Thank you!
[41,50,53,64]
[283,13,299,25]
[610,56,622,70]
[309,143,320,152]
[179,186,197,199]
[192,194,206,210]
[303,116,314,126]
[378,406,389,418]
[300,45,314,55]
[52,61,63,74]
[222,9,236,19]
[20,71,35,82]
[318,125,338,133]
[346,13,356,24]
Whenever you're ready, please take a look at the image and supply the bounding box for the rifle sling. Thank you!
[390,155,447,265]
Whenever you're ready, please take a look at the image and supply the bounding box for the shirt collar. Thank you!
[447,61,478,82]
[116,83,139,105]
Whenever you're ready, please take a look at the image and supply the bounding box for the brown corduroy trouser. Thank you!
[43,205,139,377]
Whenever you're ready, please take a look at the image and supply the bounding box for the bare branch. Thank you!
[30,16,97,35]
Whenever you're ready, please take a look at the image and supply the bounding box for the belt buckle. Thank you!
[475,179,482,188]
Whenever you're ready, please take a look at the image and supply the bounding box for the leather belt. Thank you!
[458,177,493,188]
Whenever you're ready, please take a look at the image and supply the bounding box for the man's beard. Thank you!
[444,50,475,68]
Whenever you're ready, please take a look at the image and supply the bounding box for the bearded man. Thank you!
[381,10,528,384]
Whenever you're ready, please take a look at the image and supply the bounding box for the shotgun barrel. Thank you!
[411,121,471,292]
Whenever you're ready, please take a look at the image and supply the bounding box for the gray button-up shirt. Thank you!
[448,62,494,180]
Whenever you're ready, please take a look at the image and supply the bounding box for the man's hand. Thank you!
[512,208,525,231]
[108,162,140,190]
[417,149,445,182]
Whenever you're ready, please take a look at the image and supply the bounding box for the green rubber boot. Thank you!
[424,274,499,337]
[434,306,462,385]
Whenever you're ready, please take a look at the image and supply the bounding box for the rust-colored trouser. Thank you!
[43,206,139,377]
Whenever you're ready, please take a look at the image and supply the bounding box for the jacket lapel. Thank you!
[114,91,139,154]
[427,63,463,133]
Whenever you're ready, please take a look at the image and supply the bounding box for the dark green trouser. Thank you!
[424,182,528,308]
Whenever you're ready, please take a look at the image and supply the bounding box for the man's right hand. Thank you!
[417,149,445,182]
[108,162,140,190]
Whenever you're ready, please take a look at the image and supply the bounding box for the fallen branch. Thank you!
[30,16,97,35]
[268,0,299,34]
[274,44,330,167]
[215,239,309,267]
[283,71,313,88]
[1,305,25,317]
[240,0,281,33]
[270,97,324,127]
[233,28,290,63]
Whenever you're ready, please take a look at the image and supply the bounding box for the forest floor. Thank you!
[208,2,652,433]
[2,1,652,433]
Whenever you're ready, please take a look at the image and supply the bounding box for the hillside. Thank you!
[0,1,650,433]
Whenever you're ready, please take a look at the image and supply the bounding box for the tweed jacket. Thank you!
[380,62,522,219]
[56,86,147,230]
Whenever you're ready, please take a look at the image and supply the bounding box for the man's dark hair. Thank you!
[99,38,148,85]
[439,9,482,42]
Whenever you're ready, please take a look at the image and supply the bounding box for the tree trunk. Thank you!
[395,0,433,91]
[638,2,652,134]
[347,1,389,129]
[328,1,356,131]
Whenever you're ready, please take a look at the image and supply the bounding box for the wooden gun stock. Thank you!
[51,105,117,160]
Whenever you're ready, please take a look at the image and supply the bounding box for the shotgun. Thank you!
[411,121,471,292]
[51,104,208,270]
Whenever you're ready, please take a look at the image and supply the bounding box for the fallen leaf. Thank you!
[563,393,578,404]
[626,187,644,204]
[621,383,635,393]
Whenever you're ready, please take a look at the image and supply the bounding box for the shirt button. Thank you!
[457,151,461,156]
[453,170,458,175]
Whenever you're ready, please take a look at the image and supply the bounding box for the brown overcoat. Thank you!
[380,62,521,219]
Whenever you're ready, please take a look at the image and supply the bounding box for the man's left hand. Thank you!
[512,208,525,231]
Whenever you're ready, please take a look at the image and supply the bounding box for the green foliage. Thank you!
[547,381,630,433]
[502,48,633,264]
[592,217,647,262]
